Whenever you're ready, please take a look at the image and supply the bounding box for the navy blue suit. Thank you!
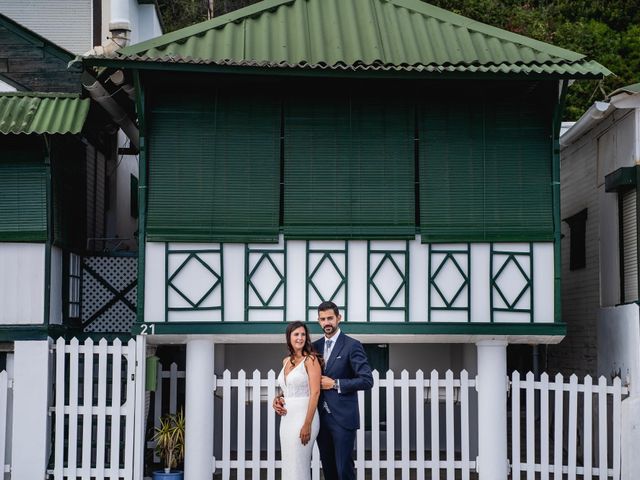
[313,334,373,480]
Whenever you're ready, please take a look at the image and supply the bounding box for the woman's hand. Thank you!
[299,422,312,445]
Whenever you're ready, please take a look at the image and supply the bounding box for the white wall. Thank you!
[598,304,640,395]
[0,244,45,325]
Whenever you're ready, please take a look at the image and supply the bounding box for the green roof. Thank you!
[609,82,640,97]
[0,93,90,135]
[108,0,611,78]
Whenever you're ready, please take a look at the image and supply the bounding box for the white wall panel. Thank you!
[470,244,490,323]
[409,238,428,322]
[49,246,63,325]
[223,244,245,322]
[144,242,165,322]
[0,243,45,325]
[286,241,306,322]
[533,243,555,323]
[347,241,367,322]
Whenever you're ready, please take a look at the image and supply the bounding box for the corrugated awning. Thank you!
[0,92,89,135]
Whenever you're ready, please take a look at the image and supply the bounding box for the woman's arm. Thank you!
[300,356,321,445]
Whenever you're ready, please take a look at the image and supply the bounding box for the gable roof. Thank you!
[106,0,610,78]
[0,92,89,135]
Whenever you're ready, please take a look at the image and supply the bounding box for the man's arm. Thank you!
[335,340,373,393]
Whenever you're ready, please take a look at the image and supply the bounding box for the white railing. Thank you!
[0,370,11,476]
[510,371,627,480]
[50,338,137,480]
[212,368,476,480]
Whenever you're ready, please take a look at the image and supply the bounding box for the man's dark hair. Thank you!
[318,301,339,316]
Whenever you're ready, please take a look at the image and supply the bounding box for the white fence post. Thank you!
[0,370,10,476]
[11,339,52,480]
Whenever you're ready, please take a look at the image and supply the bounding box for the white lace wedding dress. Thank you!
[277,357,320,480]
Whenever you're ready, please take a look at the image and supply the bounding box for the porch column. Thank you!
[11,340,52,480]
[476,340,508,480]
[185,339,215,479]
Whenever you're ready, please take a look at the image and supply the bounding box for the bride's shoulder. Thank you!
[281,356,289,367]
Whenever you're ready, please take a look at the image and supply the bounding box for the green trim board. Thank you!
[490,244,534,322]
[106,0,610,79]
[130,321,566,337]
[134,70,147,325]
[367,241,409,322]
[605,166,639,193]
[165,244,224,321]
[428,244,470,322]
[306,241,348,320]
[245,243,287,322]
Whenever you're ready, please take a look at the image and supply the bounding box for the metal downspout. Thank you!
[553,80,569,324]
[133,70,146,327]
[43,135,52,326]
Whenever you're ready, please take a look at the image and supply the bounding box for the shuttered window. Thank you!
[284,91,414,238]
[0,137,47,241]
[621,190,638,302]
[419,84,554,242]
[147,89,281,242]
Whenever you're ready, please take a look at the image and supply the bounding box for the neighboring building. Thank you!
[557,82,640,477]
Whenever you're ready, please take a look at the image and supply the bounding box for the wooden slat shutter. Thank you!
[284,90,414,238]
[0,137,47,241]
[622,189,638,302]
[419,83,554,242]
[147,89,281,242]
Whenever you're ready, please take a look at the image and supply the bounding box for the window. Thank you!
[563,209,587,271]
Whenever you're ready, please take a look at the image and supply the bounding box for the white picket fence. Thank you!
[0,370,11,477]
[50,338,139,480]
[149,366,477,479]
[511,371,627,480]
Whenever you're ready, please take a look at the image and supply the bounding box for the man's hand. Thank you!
[272,395,287,416]
[320,375,336,390]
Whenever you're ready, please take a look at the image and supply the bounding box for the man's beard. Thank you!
[324,325,335,334]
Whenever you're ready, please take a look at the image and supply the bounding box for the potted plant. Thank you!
[152,409,185,479]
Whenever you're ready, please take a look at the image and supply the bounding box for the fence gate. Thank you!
[50,337,146,480]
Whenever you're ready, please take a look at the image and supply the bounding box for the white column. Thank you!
[476,340,508,480]
[11,340,52,480]
[621,395,640,479]
[185,339,215,479]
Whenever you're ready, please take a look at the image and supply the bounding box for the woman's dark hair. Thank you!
[285,321,318,364]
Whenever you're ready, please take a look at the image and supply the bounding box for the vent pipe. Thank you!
[110,0,132,48]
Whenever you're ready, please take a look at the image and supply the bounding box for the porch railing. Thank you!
[510,371,626,480]
[0,370,11,476]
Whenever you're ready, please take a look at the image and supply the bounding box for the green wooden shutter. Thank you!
[147,89,281,242]
[51,136,85,249]
[284,90,414,238]
[419,83,553,242]
[0,137,47,241]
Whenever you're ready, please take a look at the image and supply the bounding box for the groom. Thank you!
[313,301,373,480]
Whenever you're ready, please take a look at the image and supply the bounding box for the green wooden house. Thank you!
[77,0,611,477]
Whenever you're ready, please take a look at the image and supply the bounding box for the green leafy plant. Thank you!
[152,409,185,473]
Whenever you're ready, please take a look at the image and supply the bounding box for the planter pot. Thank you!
[152,470,183,480]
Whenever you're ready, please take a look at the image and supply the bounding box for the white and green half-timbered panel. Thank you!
[143,237,554,325]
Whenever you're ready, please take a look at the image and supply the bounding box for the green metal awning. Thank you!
[0,92,89,135]
[92,0,611,78]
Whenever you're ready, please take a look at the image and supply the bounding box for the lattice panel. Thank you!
[82,256,137,333]
[429,244,470,322]
[491,244,533,322]
[368,241,408,322]
[307,241,347,321]
[246,244,286,322]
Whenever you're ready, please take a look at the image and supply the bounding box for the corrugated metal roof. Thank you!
[107,0,611,78]
[0,93,90,135]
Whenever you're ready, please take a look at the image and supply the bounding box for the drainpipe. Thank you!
[82,72,140,150]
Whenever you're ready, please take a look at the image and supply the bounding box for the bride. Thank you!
[276,321,321,479]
